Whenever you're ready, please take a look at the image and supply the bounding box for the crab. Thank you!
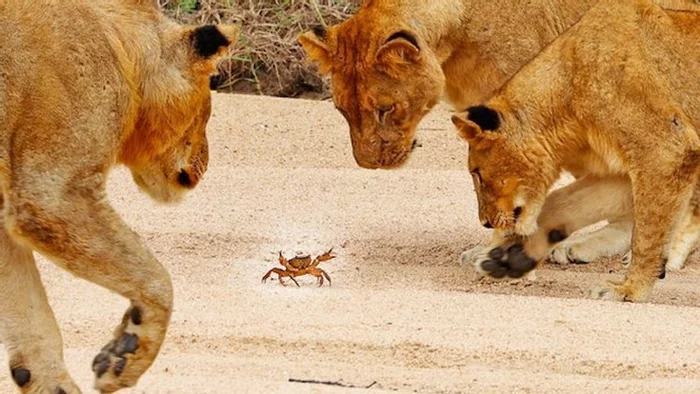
[262,248,335,287]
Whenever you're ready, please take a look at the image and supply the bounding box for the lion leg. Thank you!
[590,154,699,302]
[460,229,520,271]
[4,190,173,393]
[663,218,699,272]
[548,218,633,265]
[469,176,634,279]
[0,218,82,394]
[664,183,700,271]
[530,175,634,258]
[622,187,699,271]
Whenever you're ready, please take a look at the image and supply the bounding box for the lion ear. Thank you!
[298,26,333,74]
[452,114,484,142]
[190,24,240,60]
[376,30,421,69]
[453,105,502,145]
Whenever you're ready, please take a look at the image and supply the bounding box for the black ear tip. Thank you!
[466,105,501,131]
[193,25,230,58]
[386,30,420,50]
[312,25,327,39]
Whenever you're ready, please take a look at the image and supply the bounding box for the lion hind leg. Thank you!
[0,219,81,394]
[665,190,700,271]
[549,218,633,265]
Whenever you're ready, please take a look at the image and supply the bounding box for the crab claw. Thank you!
[317,248,336,262]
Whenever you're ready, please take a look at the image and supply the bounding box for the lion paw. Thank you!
[462,244,537,279]
[92,333,139,391]
[588,280,652,302]
[548,242,593,265]
[8,366,81,394]
[92,305,163,393]
[621,251,632,268]
[459,245,488,269]
[665,254,686,272]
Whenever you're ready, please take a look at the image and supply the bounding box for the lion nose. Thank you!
[177,170,194,188]
[482,220,493,229]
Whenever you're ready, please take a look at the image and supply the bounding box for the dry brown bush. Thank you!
[160,0,359,98]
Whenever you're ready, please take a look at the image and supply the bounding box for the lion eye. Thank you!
[377,105,395,124]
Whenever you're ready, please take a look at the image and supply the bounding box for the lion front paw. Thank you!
[92,305,167,393]
[621,251,632,268]
[462,244,537,280]
[548,242,593,265]
[665,254,687,272]
[588,280,652,302]
[459,245,488,269]
[92,333,140,392]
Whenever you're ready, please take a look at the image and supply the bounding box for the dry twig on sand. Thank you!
[289,378,378,389]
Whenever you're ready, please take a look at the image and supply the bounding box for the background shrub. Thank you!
[160,0,360,98]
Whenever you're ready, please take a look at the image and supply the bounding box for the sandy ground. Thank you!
[1,94,700,394]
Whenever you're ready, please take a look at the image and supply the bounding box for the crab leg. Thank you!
[319,269,332,286]
[287,274,301,287]
[308,268,332,287]
[262,268,300,287]
[261,268,280,283]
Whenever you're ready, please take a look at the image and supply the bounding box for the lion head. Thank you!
[452,104,560,236]
[129,91,213,204]
[119,22,239,204]
[298,9,444,169]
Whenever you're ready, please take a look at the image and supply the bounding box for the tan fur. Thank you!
[299,0,697,271]
[0,1,238,392]
[545,177,697,270]
[453,0,700,302]
[656,0,700,11]
[299,0,600,169]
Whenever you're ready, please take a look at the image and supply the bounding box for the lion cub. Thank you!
[0,0,237,392]
[452,0,700,302]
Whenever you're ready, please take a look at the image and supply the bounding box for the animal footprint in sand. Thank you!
[262,249,335,287]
